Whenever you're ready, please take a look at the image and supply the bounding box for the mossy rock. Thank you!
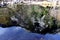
[0,8,13,25]
[0,16,10,24]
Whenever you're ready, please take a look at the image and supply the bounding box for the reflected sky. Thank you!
[0,26,60,40]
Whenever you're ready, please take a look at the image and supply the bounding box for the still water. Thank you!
[0,26,60,40]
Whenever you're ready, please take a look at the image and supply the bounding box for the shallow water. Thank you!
[0,26,60,40]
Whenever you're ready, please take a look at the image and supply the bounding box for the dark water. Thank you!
[0,26,60,40]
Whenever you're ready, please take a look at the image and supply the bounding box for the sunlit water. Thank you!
[0,26,60,40]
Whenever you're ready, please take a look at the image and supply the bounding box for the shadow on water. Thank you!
[0,16,59,35]
[0,22,59,35]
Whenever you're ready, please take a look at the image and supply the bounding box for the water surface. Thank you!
[0,26,60,40]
